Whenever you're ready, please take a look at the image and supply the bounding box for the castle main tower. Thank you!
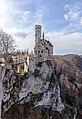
[35,25,41,45]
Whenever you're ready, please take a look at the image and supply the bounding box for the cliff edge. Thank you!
[1,54,82,119]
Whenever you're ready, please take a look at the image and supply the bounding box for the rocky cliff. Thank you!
[1,54,82,119]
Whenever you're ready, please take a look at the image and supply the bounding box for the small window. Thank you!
[38,50,40,53]
[41,50,43,53]
[39,55,42,57]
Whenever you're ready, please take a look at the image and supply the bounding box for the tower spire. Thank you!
[43,32,44,39]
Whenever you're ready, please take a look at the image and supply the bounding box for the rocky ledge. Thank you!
[1,54,82,119]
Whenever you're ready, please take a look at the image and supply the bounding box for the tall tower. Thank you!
[35,25,41,45]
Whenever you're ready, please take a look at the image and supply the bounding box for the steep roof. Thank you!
[41,39,53,47]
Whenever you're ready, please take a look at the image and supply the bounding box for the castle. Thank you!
[0,25,53,74]
[29,25,53,72]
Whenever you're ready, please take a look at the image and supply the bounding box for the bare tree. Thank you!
[0,29,15,61]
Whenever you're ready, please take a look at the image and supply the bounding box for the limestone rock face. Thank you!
[1,55,82,119]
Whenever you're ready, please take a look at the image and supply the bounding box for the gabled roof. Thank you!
[41,39,53,47]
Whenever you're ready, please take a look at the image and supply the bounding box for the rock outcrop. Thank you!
[1,54,82,119]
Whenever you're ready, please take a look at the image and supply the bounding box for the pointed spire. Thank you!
[43,32,44,39]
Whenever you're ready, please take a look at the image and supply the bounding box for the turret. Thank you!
[35,25,41,45]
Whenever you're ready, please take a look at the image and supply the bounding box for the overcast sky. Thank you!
[0,0,82,54]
